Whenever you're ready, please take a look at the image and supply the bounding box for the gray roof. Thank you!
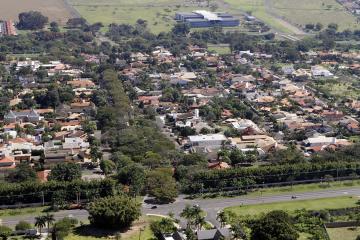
[197,229,217,240]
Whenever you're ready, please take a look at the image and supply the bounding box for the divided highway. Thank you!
[2,187,360,228]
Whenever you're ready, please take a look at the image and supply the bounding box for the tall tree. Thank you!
[48,163,81,182]
[251,210,299,240]
[88,195,141,229]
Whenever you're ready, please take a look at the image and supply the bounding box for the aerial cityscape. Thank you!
[0,0,360,239]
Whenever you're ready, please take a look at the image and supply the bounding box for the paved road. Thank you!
[143,187,360,227]
[2,187,360,228]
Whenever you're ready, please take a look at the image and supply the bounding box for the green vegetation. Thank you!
[208,44,231,55]
[327,227,360,240]
[225,196,359,216]
[69,0,218,33]
[88,195,141,229]
[271,0,358,31]
[0,207,47,218]
[199,179,360,199]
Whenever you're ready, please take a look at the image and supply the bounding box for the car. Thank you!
[151,206,157,209]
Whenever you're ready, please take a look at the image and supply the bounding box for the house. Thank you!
[282,65,295,75]
[0,154,16,170]
[311,66,334,78]
[208,161,231,170]
[230,135,277,154]
[43,149,75,166]
[4,109,41,123]
[62,137,90,151]
[303,135,350,147]
[197,228,233,240]
[170,72,197,85]
[189,134,227,147]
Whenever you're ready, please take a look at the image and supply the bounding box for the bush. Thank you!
[88,195,141,229]
[15,221,32,231]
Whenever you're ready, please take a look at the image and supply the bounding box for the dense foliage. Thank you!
[88,195,141,229]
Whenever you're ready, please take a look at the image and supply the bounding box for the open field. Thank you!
[313,77,360,100]
[223,0,359,33]
[223,0,295,33]
[225,196,359,216]
[327,227,360,240]
[0,0,77,25]
[69,0,223,33]
[271,0,359,31]
[208,44,231,55]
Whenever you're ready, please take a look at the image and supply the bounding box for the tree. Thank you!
[315,22,323,31]
[180,205,203,230]
[45,213,55,233]
[250,210,299,240]
[146,169,178,203]
[117,163,145,196]
[217,211,228,228]
[88,195,141,229]
[51,217,78,240]
[6,163,37,183]
[50,22,60,32]
[17,11,48,30]
[15,221,32,231]
[48,163,81,181]
[100,160,116,175]
[150,218,176,239]
[35,216,46,234]
[0,226,12,240]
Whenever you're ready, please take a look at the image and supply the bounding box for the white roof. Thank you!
[193,10,221,21]
[189,134,227,142]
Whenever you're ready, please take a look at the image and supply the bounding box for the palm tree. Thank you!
[34,216,46,234]
[180,205,194,228]
[44,213,55,233]
[195,216,206,230]
[216,211,227,228]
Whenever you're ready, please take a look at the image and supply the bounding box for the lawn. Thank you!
[200,179,360,199]
[327,227,360,240]
[0,206,48,218]
[225,196,359,216]
[271,0,359,31]
[208,44,231,55]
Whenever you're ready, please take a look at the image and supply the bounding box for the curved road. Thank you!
[2,187,360,228]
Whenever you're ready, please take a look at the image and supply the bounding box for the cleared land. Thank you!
[327,227,360,240]
[225,196,359,216]
[0,0,77,25]
[270,0,358,31]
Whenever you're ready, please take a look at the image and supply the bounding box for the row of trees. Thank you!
[180,161,360,193]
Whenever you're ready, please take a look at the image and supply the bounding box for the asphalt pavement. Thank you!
[2,187,360,228]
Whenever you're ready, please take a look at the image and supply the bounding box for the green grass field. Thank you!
[208,44,231,55]
[223,0,294,33]
[225,196,359,216]
[271,0,359,31]
[327,227,360,240]
[0,206,48,218]
[69,0,224,33]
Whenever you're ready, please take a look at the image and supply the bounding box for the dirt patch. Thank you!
[0,0,78,25]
